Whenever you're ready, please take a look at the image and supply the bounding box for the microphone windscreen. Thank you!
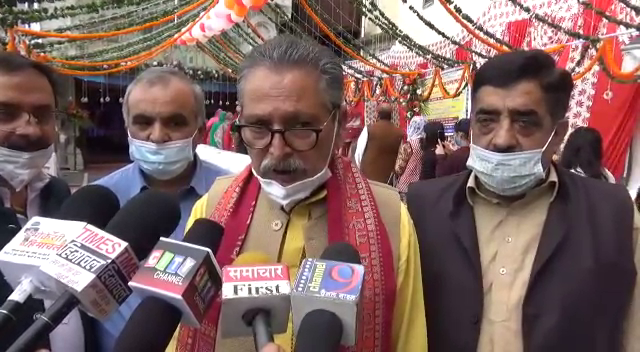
[55,184,120,229]
[105,190,181,260]
[293,309,343,352]
[319,243,361,265]
[183,218,224,252]
[232,251,271,265]
[113,296,183,352]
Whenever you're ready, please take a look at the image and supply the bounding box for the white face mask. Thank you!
[0,145,54,191]
[253,114,339,209]
[466,130,556,197]
[128,133,195,180]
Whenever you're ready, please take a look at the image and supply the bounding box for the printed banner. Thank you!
[419,67,470,135]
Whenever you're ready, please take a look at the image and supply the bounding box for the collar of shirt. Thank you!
[124,157,212,198]
[466,165,560,206]
[0,172,51,224]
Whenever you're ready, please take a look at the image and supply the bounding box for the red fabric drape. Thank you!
[455,40,473,62]
[505,19,531,48]
[587,2,639,178]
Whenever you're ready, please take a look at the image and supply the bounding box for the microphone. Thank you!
[291,243,364,347]
[293,309,343,352]
[114,218,225,352]
[220,252,291,352]
[6,190,181,352]
[0,185,120,332]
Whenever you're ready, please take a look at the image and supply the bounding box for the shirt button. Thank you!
[506,237,512,243]
[499,267,507,275]
[271,220,283,231]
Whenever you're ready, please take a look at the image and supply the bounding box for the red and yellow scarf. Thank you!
[175,156,396,352]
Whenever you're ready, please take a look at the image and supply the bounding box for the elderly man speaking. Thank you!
[164,35,426,352]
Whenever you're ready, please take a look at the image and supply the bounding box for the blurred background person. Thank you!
[395,117,426,199]
[559,126,615,183]
[435,118,470,177]
[420,121,445,180]
[358,103,404,184]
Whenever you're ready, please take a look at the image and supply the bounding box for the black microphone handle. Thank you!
[6,291,79,352]
[251,310,274,352]
[0,299,20,333]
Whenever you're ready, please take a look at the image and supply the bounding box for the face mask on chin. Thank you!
[128,132,196,180]
[466,129,556,197]
[0,145,54,191]
[254,113,339,210]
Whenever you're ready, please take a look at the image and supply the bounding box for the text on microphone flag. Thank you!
[293,259,364,301]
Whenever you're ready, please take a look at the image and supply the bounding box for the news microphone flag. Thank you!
[0,217,86,292]
[291,258,364,346]
[220,263,291,338]
[37,223,138,319]
[128,236,222,327]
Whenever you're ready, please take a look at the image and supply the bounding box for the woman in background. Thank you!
[420,121,445,180]
[395,117,426,198]
[560,126,615,183]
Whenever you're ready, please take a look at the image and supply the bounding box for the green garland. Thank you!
[361,0,465,68]
[265,3,371,79]
[441,0,515,51]
[598,57,640,83]
[617,0,640,15]
[232,25,260,48]
[205,39,240,72]
[0,0,157,27]
[505,0,600,44]
[307,0,391,68]
[220,32,245,60]
[579,0,639,31]
[407,4,488,59]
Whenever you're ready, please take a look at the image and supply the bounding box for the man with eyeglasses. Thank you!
[162,35,427,352]
[0,52,95,352]
[92,67,228,352]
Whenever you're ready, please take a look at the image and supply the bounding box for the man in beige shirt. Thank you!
[407,49,640,352]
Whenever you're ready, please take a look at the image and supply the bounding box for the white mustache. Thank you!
[260,157,306,174]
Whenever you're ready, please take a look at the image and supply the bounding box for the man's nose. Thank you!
[268,132,292,158]
[13,115,43,139]
[147,124,170,144]
[490,120,518,152]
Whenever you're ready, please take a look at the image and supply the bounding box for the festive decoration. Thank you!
[176,0,268,45]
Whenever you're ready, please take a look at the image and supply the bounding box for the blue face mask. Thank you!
[454,134,469,147]
[128,133,195,180]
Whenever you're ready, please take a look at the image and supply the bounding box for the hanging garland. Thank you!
[578,0,640,31]
[617,0,640,16]
[439,0,514,51]
[264,3,371,79]
[407,4,489,59]
[0,0,157,27]
[358,0,466,68]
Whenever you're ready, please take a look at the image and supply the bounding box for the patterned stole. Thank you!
[175,156,396,352]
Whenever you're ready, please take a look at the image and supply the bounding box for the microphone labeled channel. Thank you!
[128,219,223,327]
[292,243,364,346]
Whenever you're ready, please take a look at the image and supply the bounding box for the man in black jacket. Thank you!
[0,52,97,352]
[407,50,639,352]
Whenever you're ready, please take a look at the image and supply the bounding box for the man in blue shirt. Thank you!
[93,67,228,351]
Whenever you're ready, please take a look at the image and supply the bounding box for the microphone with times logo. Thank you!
[6,190,181,352]
[291,243,364,347]
[114,218,225,352]
[219,252,291,352]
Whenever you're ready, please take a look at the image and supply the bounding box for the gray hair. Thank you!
[122,67,206,126]
[237,35,344,111]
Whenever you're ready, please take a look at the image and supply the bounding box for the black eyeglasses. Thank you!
[0,107,61,132]
[233,113,334,152]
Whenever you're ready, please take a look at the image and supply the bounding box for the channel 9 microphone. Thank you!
[114,218,225,351]
[0,185,120,333]
[6,190,181,352]
[294,309,343,352]
[292,243,364,347]
[220,252,291,351]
